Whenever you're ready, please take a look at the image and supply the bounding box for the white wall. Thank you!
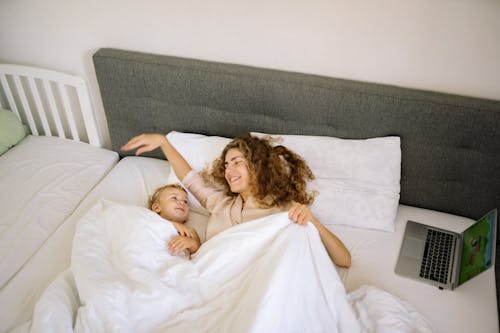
[1,0,499,147]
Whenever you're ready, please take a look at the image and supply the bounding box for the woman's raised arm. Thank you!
[121,133,192,181]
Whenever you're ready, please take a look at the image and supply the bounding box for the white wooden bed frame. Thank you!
[0,64,102,147]
[0,64,114,332]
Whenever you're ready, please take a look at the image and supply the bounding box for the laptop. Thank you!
[395,208,497,290]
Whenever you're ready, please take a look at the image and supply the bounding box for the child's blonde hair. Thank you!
[148,183,187,209]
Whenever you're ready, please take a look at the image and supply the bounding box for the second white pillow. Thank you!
[252,132,401,232]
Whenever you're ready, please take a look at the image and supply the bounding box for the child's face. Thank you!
[152,188,189,223]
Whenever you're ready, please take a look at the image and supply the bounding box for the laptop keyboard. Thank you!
[419,229,454,284]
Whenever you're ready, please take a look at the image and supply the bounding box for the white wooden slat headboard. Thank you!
[0,64,102,147]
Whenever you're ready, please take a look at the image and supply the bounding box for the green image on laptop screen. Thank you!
[458,212,495,286]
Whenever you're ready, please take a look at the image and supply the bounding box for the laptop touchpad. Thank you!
[402,237,425,259]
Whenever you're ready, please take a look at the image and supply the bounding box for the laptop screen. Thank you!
[458,209,497,286]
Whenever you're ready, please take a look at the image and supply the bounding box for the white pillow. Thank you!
[166,131,231,214]
[251,132,401,231]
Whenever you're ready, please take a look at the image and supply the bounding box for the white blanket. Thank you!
[27,200,433,333]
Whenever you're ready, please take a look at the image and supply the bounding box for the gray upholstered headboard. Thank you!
[93,48,500,221]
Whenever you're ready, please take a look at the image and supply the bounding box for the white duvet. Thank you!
[25,200,432,333]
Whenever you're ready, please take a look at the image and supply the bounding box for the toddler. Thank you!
[149,184,201,256]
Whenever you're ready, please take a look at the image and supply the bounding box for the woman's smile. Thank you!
[229,175,241,183]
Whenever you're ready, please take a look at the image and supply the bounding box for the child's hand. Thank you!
[167,235,198,255]
[171,222,196,238]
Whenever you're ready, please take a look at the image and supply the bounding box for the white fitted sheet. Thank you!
[0,136,118,289]
[3,156,498,333]
[0,136,118,332]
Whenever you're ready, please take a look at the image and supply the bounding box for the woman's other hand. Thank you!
[288,203,315,225]
[288,203,351,268]
[122,133,192,181]
[121,133,167,156]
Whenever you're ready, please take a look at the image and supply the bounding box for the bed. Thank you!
[7,48,500,332]
[0,64,119,332]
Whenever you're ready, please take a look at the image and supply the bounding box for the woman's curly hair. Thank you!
[201,134,316,208]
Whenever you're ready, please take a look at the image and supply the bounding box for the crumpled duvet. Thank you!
[26,200,432,333]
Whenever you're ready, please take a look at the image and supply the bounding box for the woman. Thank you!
[122,133,351,267]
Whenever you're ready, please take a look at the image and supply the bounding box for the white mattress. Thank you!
[0,136,118,331]
[3,156,498,332]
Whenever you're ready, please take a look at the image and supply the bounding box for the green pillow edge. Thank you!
[0,108,30,155]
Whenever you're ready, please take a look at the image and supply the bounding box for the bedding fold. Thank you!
[71,200,359,332]
[25,200,432,333]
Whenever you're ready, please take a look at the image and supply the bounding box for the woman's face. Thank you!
[224,148,251,199]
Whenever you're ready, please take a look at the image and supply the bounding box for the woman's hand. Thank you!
[121,133,167,156]
[288,203,351,268]
[122,133,192,181]
[288,203,315,225]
